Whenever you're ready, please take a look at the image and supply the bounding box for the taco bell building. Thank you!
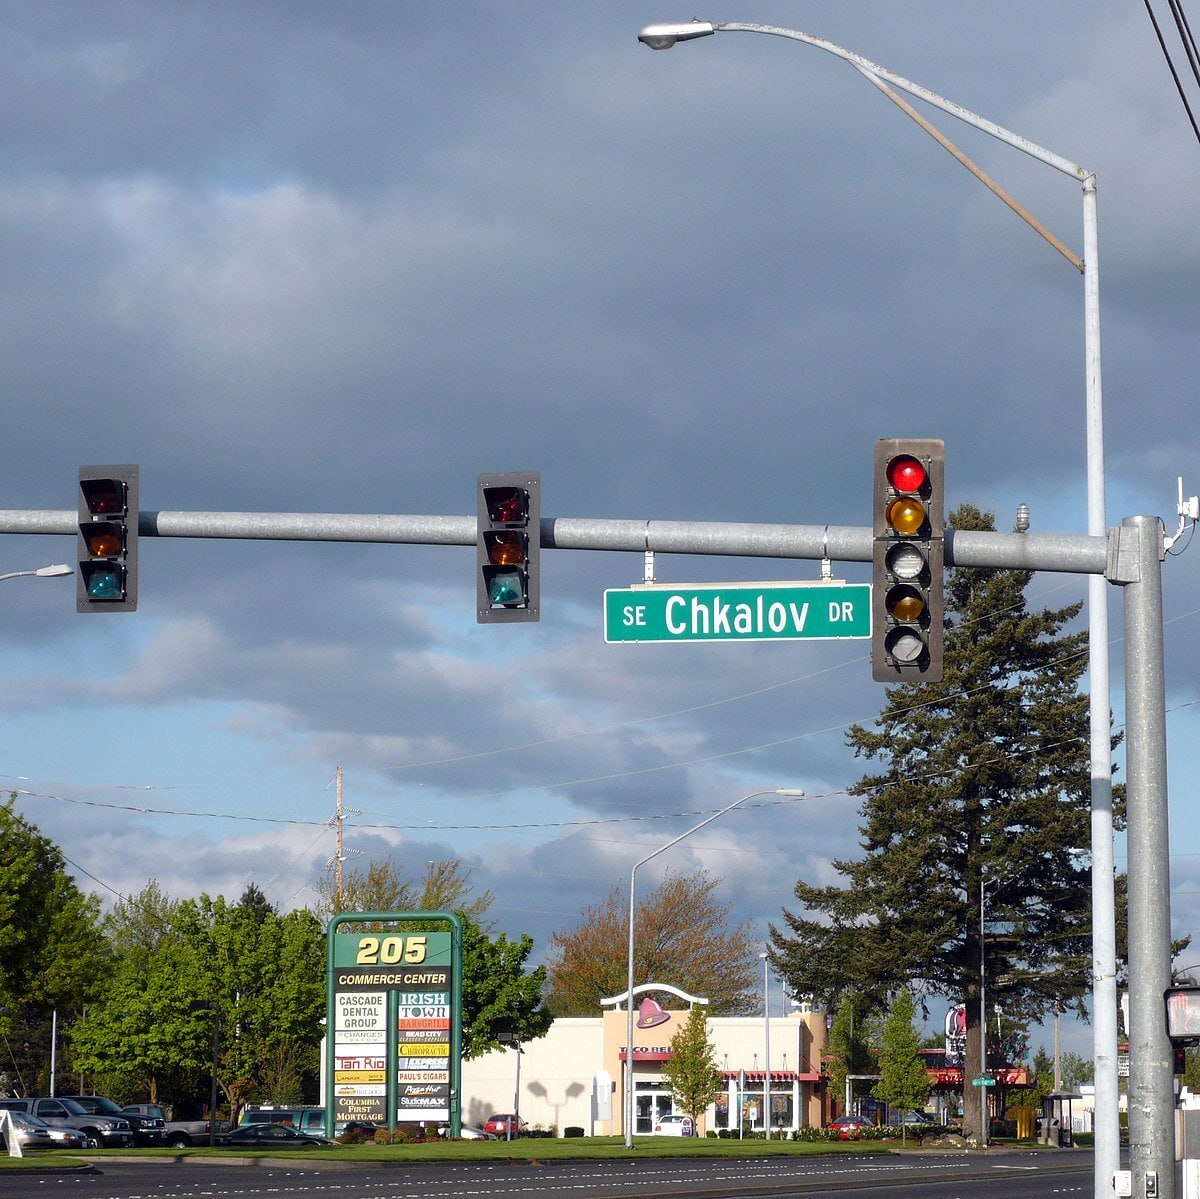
[459,985,827,1136]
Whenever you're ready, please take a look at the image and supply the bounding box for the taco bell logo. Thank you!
[636,997,671,1029]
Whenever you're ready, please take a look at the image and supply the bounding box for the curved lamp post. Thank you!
[637,22,1117,1195]
[624,786,804,1148]
[0,564,73,583]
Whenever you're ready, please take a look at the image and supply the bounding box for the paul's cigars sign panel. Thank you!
[326,913,462,1133]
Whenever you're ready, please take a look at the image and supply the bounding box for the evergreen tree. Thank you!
[770,505,1113,1142]
[661,1006,724,1130]
[873,989,931,1143]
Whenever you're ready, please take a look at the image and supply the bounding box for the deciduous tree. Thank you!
[459,922,551,1058]
[0,798,105,1094]
[873,989,931,1144]
[661,1006,724,1129]
[547,869,757,1015]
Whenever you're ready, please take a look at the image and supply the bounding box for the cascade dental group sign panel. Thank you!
[604,581,871,644]
[331,930,456,1126]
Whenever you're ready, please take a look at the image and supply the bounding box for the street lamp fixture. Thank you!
[0,564,73,583]
[624,787,804,1149]
[638,22,715,49]
[760,951,771,1138]
[635,21,1118,1194]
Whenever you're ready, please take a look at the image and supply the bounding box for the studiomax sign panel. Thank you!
[325,912,463,1136]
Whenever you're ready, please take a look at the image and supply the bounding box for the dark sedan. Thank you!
[219,1123,332,1149]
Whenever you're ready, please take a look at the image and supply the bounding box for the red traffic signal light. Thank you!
[477,472,539,623]
[77,466,138,611]
[872,439,943,683]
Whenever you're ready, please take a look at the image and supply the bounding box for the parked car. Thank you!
[218,1123,332,1149]
[239,1105,329,1132]
[0,1097,134,1148]
[482,1113,527,1137]
[437,1122,496,1140]
[895,1110,934,1126]
[0,1109,87,1151]
[652,1113,695,1137]
[830,1115,873,1140]
[122,1103,231,1148]
[61,1095,166,1146]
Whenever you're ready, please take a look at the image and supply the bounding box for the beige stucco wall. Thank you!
[459,1009,827,1136]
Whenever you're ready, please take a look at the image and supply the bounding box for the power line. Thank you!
[1143,0,1200,146]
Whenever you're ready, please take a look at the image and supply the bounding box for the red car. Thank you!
[482,1114,527,1137]
[830,1115,873,1140]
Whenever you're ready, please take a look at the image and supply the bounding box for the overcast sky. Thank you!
[1,1,1198,1055]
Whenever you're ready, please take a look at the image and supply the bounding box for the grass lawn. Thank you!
[1,1133,1060,1170]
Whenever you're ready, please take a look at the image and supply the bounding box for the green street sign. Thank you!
[604,581,871,644]
[971,1077,997,1087]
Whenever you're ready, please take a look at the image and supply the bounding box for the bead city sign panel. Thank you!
[326,916,462,1133]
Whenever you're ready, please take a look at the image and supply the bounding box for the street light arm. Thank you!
[624,786,804,1149]
[710,23,1091,182]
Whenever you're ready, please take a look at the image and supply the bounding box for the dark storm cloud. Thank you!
[0,3,1196,997]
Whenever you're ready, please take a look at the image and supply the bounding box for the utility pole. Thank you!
[335,765,345,909]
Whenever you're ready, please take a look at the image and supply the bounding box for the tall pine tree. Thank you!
[770,505,1113,1141]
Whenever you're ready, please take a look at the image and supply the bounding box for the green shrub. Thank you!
[563,1126,584,1138]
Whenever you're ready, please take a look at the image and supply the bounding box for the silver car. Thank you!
[1,1109,87,1151]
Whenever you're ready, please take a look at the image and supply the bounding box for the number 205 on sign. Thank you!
[355,935,427,965]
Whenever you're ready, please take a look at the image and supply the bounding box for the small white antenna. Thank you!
[1164,476,1199,551]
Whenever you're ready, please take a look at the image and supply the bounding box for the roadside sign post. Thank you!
[325,911,463,1140]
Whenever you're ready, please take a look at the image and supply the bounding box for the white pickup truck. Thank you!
[121,1103,231,1148]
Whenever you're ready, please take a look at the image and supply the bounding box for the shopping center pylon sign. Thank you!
[324,911,463,1138]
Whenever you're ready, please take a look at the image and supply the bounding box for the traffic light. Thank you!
[477,471,539,623]
[77,465,138,612]
[871,439,943,682]
[1165,985,1200,1043]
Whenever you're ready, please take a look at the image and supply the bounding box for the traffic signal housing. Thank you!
[477,471,539,623]
[872,439,943,682]
[77,465,138,612]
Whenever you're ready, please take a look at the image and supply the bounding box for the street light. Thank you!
[497,1032,523,1142]
[0,564,73,583]
[980,874,1001,1149]
[760,951,771,1138]
[636,22,1118,1196]
[624,787,804,1149]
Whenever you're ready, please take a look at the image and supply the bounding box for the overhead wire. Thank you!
[1143,0,1200,146]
